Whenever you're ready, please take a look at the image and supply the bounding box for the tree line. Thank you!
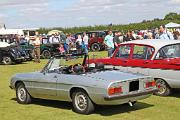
[38,12,180,34]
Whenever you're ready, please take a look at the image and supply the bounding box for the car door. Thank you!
[151,43,180,70]
[56,74,72,101]
[126,44,155,75]
[113,44,132,66]
[31,72,57,99]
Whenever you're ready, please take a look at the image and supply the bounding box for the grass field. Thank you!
[0,51,180,120]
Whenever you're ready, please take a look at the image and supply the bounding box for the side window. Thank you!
[99,32,106,37]
[155,44,180,59]
[116,45,131,58]
[133,45,154,60]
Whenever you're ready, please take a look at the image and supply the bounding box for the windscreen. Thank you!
[48,56,84,71]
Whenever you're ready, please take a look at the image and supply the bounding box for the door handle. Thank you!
[123,60,128,63]
[143,61,149,64]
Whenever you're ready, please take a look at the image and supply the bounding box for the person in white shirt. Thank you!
[49,34,59,43]
[83,32,89,53]
[33,32,41,63]
[76,35,82,53]
[159,25,174,40]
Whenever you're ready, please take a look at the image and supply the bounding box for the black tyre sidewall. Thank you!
[2,56,12,65]
[72,90,94,114]
[16,83,31,104]
[42,50,51,59]
[91,43,100,51]
[154,79,171,96]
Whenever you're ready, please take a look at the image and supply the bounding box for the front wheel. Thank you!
[91,43,100,51]
[154,79,171,96]
[2,56,12,65]
[72,90,95,114]
[16,83,32,104]
[41,50,51,59]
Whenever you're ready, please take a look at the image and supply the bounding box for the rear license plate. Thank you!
[129,80,139,92]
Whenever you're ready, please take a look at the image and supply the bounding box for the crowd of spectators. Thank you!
[0,25,180,58]
[105,25,180,56]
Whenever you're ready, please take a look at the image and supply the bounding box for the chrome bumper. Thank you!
[104,89,158,101]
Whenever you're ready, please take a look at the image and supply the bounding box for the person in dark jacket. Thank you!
[123,30,135,42]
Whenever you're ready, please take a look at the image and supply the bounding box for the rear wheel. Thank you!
[72,90,95,114]
[2,56,12,65]
[41,50,51,59]
[91,43,100,51]
[154,79,171,96]
[16,83,32,104]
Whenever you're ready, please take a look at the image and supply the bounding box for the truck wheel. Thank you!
[154,79,171,96]
[72,90,95,114]
[16,83,32,104]
[91,43,100,51]
[41,50,51,59]
[2,56,12,65]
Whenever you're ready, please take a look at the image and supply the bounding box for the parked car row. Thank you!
[0,42,30,65]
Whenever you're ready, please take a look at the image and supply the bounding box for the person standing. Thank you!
[76,35,83,54]
[159,25,174,40]
[104,30,114,57]
[123,31,135,42]
[33,31,41,63]
[82,32,89,54]
[113,31,121,49]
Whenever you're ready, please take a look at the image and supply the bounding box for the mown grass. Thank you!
[0,51,180,120]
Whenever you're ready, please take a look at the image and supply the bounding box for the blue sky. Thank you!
[0,0,179,28]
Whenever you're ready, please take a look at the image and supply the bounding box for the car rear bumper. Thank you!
[104,89,158,101]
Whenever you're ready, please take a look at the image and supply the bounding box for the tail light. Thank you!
[108,87,122,95]
[145,80,156,88]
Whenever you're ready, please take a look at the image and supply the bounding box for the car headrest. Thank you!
[73,65,84,73]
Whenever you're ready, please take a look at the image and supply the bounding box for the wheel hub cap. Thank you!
[75,94,87,111]
[18,88,26,101]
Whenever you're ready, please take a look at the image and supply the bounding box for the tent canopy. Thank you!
[165,22,180,28]
[47,30,62,35]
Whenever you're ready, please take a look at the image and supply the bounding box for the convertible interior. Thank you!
[48,62,106,74]
[45,54,107,75]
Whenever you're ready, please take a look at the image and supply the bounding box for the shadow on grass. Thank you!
[11,98,72,110]
[11,98,153,115]
[170,89,180,98]
[94,102,153,116]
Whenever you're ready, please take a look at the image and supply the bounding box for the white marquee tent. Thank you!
[165,22,180,28]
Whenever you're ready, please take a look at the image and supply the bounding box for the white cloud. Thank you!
[171,0,180,3]
[0,0,179,28]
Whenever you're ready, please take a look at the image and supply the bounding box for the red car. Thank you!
[89,39,180,96]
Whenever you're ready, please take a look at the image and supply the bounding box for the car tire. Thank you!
[2,56,12,65]
[72,90,95,114]
[154,79,171,96]
[41,50,51,59]
[16,83,32,104]
[91,43,100,51]
[16,59,23,64]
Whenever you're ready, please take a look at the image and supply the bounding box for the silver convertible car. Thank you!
[9,53,157,114]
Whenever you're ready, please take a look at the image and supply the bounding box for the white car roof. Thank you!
[121,39,180,50]
[0,42,10,47]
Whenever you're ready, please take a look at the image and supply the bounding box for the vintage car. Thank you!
[9,53,157,114]
[89,39,180,96]
[0,42,25,64]
[74,31,106,51]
